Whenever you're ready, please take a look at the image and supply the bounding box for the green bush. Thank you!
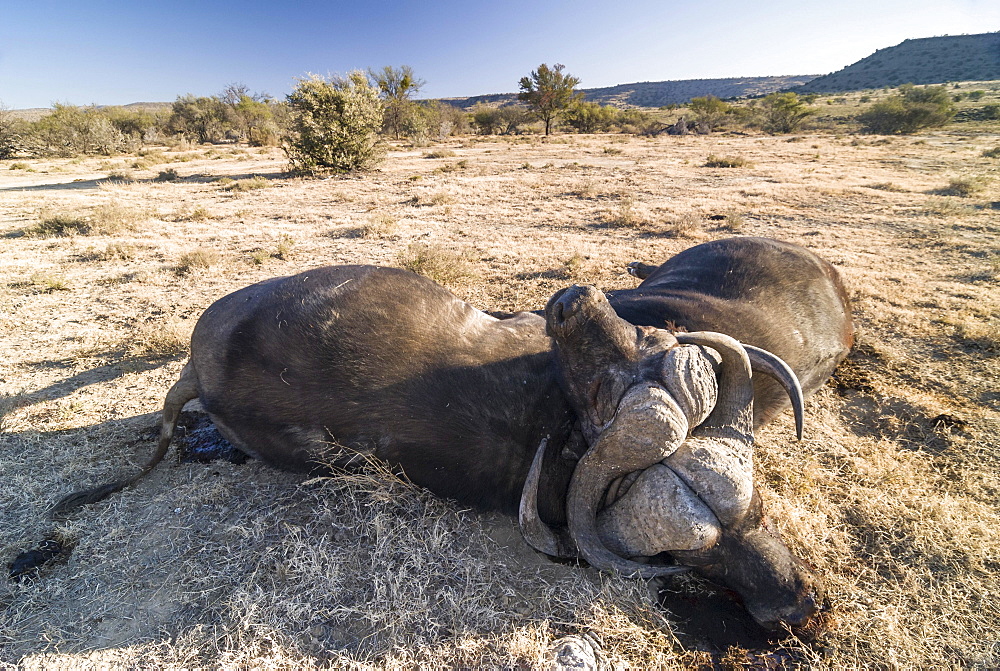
[688,95,732,132]
[981,104,1000,121]
[416,101,470,139]
[470,105,532,135]
[856,84,956,134]
[168,95,230,143]
[284,72,385,174]
[564,101,618,133]
[30,104,138,156]
[759,93,816,134]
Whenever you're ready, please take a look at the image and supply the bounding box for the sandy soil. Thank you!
[1,130,998,668]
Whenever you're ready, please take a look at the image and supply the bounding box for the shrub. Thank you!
[721,210,746,231]
[968,90,986,101]
[981,104,1000,121]
[423,149,455,159]
[29,272,70,293]
[688,96,732,132]
[759,93,816,134]
[471,105,532,135]
[30,213,91,237]
[249,235,295,264]
[664,211,701,238]
[982,146,1000,159]
[80,242,138,262]
[167,95,230,144]
[942,176,987,197]
[155,168,180,181]
[415,101,470,139]
[30,104,138,156]
[284,72,385,174]
[857,84,956,134]
[564,101,618,133]
[704,154,753,168]
[0,104,30,159]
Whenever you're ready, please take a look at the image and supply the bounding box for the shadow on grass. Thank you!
[12,350,185,408]
[0,170,291,193]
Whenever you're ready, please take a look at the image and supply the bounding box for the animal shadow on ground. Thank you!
[17,353,183,406]
[829,345,968,453]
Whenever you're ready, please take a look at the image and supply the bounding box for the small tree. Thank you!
[759,92,816,133]
[284,72,385,174]
[856,84,956,134]
[518,63,581,135]
[368,65,424,140]
[688,95,731,132]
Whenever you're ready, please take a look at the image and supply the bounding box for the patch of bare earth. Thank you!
[1,131,998,668]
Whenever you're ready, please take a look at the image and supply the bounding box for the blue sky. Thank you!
[1,0,997,109]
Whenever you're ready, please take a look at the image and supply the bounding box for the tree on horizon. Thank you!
[518,63,581,135]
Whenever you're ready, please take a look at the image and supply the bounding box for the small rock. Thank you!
[550,635,597,671]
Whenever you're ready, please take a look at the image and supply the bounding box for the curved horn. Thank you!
[565,385,693,578]
[743,344,804,440]
[518,438,577,558]
[676,332,753,440]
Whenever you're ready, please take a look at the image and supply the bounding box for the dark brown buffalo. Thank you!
[54,237,852,631]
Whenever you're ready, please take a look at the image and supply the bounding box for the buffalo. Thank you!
[55,237,852,631]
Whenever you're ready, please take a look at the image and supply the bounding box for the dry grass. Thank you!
[602,194,651,229]
[1,131,999,668]
[361,213,399,239]
[176,248,221,274]
[704,154,754,168]
[26,201,148,237]
[398,242,478,288]
[941,175,989,197]
[423,148,456,159]
[222,175,270,193]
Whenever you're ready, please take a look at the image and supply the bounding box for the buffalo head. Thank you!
[522,284,822,630]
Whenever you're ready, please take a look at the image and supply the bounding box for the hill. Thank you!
[440,75,818,109]
[797,31,1000,93]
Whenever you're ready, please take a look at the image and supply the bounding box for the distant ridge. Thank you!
[440,75,819,109]
[796,32,1000,93]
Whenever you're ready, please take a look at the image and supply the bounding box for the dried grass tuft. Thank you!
[704,154,753,168]
[398,243,478,287]
[176,248,221,274]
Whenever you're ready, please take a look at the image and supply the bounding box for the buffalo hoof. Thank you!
[626,261,657,279]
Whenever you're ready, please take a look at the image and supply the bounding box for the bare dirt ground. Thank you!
[1,130,998,668]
